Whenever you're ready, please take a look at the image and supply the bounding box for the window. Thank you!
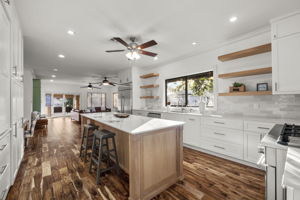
[165,71,214,107]
[87,93,106,107]
[113,93,118,108]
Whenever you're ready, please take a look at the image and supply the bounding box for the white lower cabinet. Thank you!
[183,115,201,147]
[0,130,11,200]
[243,131,264,163]
[244,121,274,164]
[161,113,201,147]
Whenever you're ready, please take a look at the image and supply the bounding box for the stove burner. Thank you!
[277,123,300,146]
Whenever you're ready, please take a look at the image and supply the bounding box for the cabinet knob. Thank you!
[273,34,277,39]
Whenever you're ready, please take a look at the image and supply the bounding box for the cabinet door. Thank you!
[0,4,10,77]
[272,13,300,39]
[273,33,300,94]
[244,131,263,163]
[183,116,201,147]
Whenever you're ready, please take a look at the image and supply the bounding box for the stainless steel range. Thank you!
[277,124,300,147]
[258,124,289,200]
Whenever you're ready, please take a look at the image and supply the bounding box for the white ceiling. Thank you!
[15,0,300,82]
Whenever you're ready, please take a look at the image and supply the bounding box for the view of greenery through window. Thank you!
[166,71,214,107]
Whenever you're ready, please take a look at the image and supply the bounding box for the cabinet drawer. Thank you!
[0,163,10,200]
[0,132,9,161]
[244,121,274,134]
[273,13,300,39]
[201,117,243,130]
[201,125,244,145]
[200,137,244,160]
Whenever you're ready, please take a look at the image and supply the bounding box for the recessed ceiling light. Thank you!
[192,42,197,46]
[51,75,56,78]
[58,54,65,58]
[53,68,58,72]
[67,30,75,35]
[50,79,54,82]
[154,56,158,60]
[230,16,238,23]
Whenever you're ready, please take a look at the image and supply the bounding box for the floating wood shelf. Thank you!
[140,73,159,79]
[219,91,272,96]
[140,84,159,89]
[140,96,159,99]
[218,67,272,79]
[218,43,271,62]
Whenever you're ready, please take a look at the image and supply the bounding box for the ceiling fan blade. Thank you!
[80,86,88,88]
[112,37,129,47]
[92,86,102,89]
[105,50,125,53]
[138,40,157,49]
[139,50,157,57]
[109,82,116,86]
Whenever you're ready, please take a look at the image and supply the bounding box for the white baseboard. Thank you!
[183,143,265,170]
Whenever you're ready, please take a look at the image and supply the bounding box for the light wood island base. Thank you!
[81,115,184,200]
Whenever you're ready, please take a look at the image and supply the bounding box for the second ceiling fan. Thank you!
[106,37,158,60]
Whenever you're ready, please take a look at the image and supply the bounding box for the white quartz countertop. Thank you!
[134,109,300,124]
[81,113,185,135]
[282,147,300,190]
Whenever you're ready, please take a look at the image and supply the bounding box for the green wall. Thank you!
[33,79,41,112]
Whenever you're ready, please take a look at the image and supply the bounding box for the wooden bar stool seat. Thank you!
[89,130,120,184]
[79,124,98,162]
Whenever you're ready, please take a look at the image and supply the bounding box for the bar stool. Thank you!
[79,124,98,162]
[89,130,120,184]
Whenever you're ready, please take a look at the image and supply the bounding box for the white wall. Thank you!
[40,80,117,115]
[133,28,300,119]
[23,68,35,121]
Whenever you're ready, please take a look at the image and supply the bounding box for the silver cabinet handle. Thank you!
[0,189,7,200]
[0,164,7,175]
[257,127,269,130]
[0,144,7,151]
[214,121,225,125]
[214,145,225,150]
[12,66,17,76]
[188,118,195,121]
[275,82,278,91]
[214,132,225,136]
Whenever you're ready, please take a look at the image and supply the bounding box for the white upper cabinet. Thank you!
[118,68,132,84]
[272,11,300,94]
[0,3,10,78]
[10,7,23,82]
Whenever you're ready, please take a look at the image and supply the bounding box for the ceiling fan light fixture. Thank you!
[126,51,140,60]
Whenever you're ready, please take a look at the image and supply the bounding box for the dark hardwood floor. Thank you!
[7,117,265,200]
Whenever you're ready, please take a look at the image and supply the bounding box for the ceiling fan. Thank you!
[106,37,158,60]
[93,77,118,86]
[80,83,102,90]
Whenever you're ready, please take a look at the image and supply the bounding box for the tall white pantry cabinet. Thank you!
[0,0,24,199]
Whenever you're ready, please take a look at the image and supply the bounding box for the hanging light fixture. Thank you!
[126,50,141,60]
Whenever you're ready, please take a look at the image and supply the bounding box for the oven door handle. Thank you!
[257,154,267,167]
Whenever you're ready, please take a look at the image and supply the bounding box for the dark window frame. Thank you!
[165,71,213,107]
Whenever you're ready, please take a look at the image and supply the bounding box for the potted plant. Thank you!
[230,82,246,92]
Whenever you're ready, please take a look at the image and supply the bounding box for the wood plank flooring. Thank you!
[7,117,265,200]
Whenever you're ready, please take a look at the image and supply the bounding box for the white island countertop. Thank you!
[81,112,185,135]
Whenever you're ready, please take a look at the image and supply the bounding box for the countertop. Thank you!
[81,112,185,135]
[133,109,300,124]
[282,147,300,190]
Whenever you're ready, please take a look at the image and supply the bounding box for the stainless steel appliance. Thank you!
[118,84,132,114]
[147,112,161,118]
[258,124,293,200]
[277,124,300,147]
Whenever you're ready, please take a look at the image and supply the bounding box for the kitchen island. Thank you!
[81,113,184,200]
